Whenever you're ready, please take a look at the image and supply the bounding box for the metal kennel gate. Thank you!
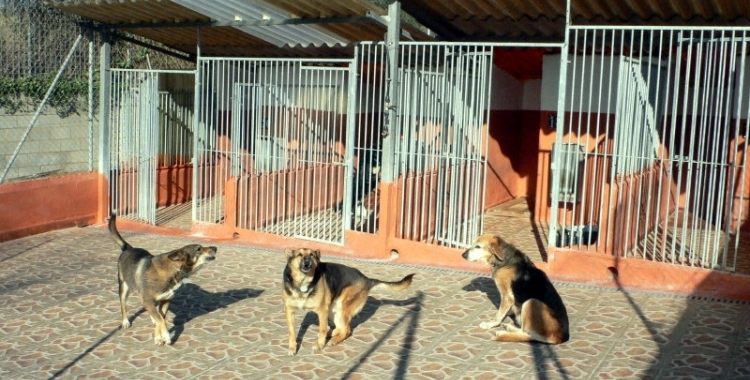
[194,57,356,245]
[109,69,195,225]
[393,43,493,248]
[551,26,750,271]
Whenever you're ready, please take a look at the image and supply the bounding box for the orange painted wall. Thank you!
[485,110,541,209]
[233,165,345,229]
[0,172,100,242]
[156,160,193,208]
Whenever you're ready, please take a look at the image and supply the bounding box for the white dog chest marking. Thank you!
[155,281,183,301]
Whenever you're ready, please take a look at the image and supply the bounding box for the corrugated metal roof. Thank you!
[44,0,431,57]
[172,0,348,47]
[44,0,750,58]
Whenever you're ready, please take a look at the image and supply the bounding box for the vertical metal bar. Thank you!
[706,35,729,267]
[680,30,702,266]
[651,29,672,263]
[600,28,617,255]
[344,53,358,233]
[191,28,201,222]
[729,31,750,271]
[382,1,401,184]
[99,33,112,214]
[713,33,736,269]
[548,0,571,247]
[88,30,95,171]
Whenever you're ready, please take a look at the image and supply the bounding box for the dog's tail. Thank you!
[108,212,132,251]
[370,273,414,292]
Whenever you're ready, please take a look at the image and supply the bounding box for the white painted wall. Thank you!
[543,52,750,118]
[490,66,523,111]
[523,79,542,111]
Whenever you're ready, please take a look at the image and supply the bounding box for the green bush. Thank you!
[0,74,97,116]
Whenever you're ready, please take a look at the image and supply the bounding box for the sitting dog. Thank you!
[462,234,569,344]
[282,248,414,355]
[109,213,217,345]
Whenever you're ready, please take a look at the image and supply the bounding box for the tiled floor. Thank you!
[1,227,749,379]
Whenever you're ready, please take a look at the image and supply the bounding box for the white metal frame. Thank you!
[550,25,750,271]
[194,57,356,245]
[108,69,195,224]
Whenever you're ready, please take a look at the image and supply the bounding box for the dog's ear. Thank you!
[285,248,295,259]
[312,249,321,260]
[168,250,187,261]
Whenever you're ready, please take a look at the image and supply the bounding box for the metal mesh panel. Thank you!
[394,43,492,248]
[0,0,97,184]
[553,26,750,271]
[108,70,195,225]
[109,70,159,224]
[195,57,355,245]
[353,42,386,233]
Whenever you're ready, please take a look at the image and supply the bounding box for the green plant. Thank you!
[0,73,98,116]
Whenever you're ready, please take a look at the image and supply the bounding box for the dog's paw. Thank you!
[287,348,297,356]
[154,333,171,345]
[479,321,496,329]
[121,320,131,329]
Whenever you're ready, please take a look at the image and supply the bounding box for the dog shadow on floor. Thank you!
[462,277,501,308]
[168,283,264,343]
[294,295,421,352]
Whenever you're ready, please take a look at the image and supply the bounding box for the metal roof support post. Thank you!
[88,28,95,171]
[381,0,401,183]
[98,32,111,218]
[191,27,202,222]
[547,0,571,248]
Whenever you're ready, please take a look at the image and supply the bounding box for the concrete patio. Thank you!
[1,226,749,379]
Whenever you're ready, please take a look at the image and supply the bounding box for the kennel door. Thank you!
[109,70,159,224]
[226,59,354,246]
[394,44,492,248]
[436,49,492,247]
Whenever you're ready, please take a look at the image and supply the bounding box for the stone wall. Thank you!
[0,107,98,182]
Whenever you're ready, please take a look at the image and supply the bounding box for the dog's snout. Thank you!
[299,256,313,272]
[461,251,469,260]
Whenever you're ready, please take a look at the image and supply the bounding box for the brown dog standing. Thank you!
[110,213,217,345]
[282,248,414,355]
[462,234,569,344]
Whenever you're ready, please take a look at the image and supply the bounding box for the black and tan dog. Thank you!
[462,234,569,344]
[109,213,217,345]
[282,248,414,355]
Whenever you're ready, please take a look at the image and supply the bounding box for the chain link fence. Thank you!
[0,0,96,183]
[0,0,195,184]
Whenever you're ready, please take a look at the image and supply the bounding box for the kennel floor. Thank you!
[1,227,748,379]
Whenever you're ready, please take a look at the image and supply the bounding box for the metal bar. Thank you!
[344,53,358,232]
[109,32,193,62]
[547,0,571,247]
[88,31,95,171]
[99,15,378,30]
[725,32,748,270]
[381,0,401,183]
[398,41,564,48]
[572,25,750,32]
[111,68,196,74]
[191,27,201,222]
[0,34,83,184]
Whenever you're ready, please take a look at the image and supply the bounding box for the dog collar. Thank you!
[300,284,309,292]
